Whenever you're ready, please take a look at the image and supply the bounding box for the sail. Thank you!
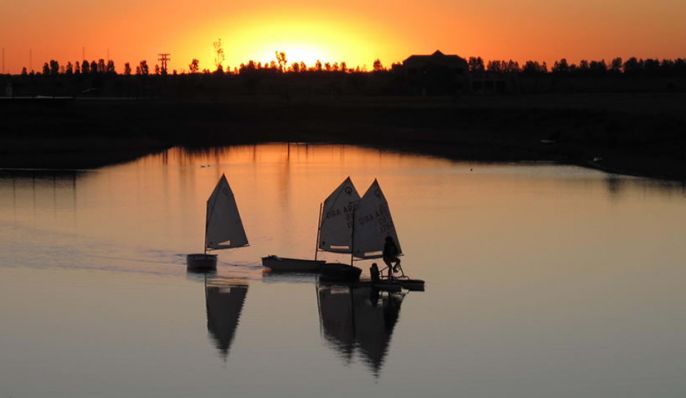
[205,175,249,250]
[318,177,360,253]
[353,179,402,259]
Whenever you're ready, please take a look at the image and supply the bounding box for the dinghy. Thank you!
[187,174,249,270]
[261,177,362,280]
[261,255,325,273]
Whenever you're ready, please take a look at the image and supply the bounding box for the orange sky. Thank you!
[1,0,685,73]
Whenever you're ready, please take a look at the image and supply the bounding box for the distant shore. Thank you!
[1,94,685,180]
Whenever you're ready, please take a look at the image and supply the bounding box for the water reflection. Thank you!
[317,282,405,377]
[195,274,249,360]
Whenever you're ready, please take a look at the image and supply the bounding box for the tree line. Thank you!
[467,56,686,76]
[16,53,686,78]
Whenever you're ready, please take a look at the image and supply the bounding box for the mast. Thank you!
[350,207,356,267]
[314,202,323,261]
[204,199,210,254]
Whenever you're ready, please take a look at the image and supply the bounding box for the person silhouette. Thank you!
[382,236,400,278]
[370,263,381,283]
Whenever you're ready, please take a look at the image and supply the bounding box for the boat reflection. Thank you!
[317,282,405,377]
[199,274,249,360]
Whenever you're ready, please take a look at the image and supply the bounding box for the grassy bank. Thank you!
[1,94,685,179]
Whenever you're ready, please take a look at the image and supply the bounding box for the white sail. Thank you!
[353,179,402,259]
[318,177,360,253]
[205,175,249,250]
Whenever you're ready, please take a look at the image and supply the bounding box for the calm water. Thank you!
[2,144,686,398]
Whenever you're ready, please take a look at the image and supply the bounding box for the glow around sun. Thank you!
[179,15,391,71]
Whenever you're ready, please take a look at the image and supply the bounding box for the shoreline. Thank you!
[1,95,685,180]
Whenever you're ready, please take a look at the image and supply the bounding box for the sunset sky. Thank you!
[1,0,685,73]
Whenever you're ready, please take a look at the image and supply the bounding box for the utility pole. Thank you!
[158,53,170,75]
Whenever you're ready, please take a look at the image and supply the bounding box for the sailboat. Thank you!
[351,179,424,290]
[316,177,363,281]
[187,174,249,270]
[261,177,360,277]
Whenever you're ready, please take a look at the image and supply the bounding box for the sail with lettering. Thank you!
[318,177,360,253]
[352,179,402,259]
[205,174,249,250]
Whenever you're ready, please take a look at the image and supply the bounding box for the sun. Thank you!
[177,12,390,71]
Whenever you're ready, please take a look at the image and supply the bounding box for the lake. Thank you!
[1,143,686,398]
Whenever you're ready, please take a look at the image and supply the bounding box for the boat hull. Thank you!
[186,253,218,270]
[379,278,425,292]
[262,256,325,273]
[320,263,362,282]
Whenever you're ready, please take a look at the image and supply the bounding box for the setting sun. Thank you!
[178,13,388,71]
[1,0,685,73]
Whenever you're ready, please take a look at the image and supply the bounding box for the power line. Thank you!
[158,53,171,74]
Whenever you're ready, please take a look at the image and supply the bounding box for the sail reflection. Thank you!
[317,283,404,376]
[203,276,249,360]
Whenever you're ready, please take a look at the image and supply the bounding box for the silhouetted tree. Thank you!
[315,60,322,72]
[90,61,98,74]
[189,59,199,73]
[340,62,347,73]
[623,57,640,74]
[42,62,50,75]
[291,62,300,73]
[468,57,485,73]
[506,60,520,73]
[66,62,73,75]
[486,60,504,73]
[610,57,623,73]
[276,51,287,72]
[106,60,115,74]
[154,64,160,75]
[589,60,607,75]
[522,60,547,74]
[97,59,106,73]
[644,58,660,75]
[552,58,570,74]
[124,62,131,75]
[81,60,89,74]
[21,67,28,75]
[372,59,383,72]
[48,60,59,75]
[74,61,81,74]
[138,60,149,75]
[578,60,590,73]
[213,39,225,71]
